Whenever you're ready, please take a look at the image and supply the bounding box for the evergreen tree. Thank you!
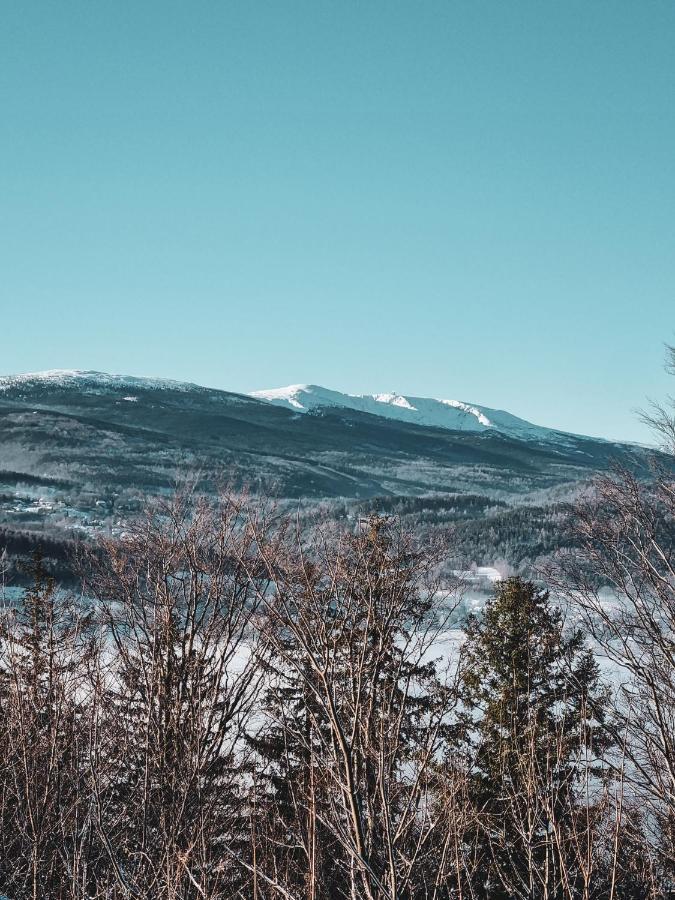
[456,577,612,899]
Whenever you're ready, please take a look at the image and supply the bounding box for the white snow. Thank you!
[0,369,83,388]
[439,399,492,428]
[373,393,418,411]
[0,370,206,395]
[250,384,574,444]
[453,566,503,584]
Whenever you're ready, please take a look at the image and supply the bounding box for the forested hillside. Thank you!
[0,371,664,582]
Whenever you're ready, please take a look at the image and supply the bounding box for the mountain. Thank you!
[251,384,583,445]
[0,369,215,396]
[0,370,665,580]
[0,369,657,506]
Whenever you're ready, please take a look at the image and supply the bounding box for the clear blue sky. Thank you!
[2,2,673,441]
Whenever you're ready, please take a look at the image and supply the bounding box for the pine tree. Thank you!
[456,577,612,899]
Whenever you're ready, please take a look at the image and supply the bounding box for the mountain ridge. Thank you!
[1,370,618,446]
[250,383,588,446]
[0,369,664,567]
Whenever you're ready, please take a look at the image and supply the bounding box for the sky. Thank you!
[1,2,673,442]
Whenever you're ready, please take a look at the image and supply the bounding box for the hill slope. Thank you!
[0,369,665,580]
[251,383,579,444]
[0,370,653,503]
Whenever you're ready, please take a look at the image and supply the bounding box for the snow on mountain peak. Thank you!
[250,384,569,443]
[0,369,84,388]
[0,370,203,394]
[0,372,583,445]
[373,393,418,411]
[438,399,492,428]
[249,384,315,410]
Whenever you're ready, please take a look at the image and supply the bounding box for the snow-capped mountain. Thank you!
[0,369,656,509]
[0,370,206,395]
[0,371,603,445]
[250,384,574,444]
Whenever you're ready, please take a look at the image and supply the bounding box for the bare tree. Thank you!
[83,493,272,899]
[639,344,675,455]
[247,515,463,900]
[0,552,98,900]
[554,344,675,885]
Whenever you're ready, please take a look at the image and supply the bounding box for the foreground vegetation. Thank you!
[0,468,671,900]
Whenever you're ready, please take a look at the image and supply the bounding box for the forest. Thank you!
[0,451,672,899]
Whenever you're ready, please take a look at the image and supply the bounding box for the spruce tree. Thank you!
[457,577,612,899]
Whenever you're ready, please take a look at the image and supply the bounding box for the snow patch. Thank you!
[439,399,492,428]
[373,393,418,411]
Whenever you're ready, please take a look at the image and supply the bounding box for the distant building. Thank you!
[453,566,502,585]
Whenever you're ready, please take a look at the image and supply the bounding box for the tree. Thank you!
[456,577,613,899]
[248,573,344,900]
[84,493,269,899]
[556,344,675,885]
[0,551,97,900]
[249,515,462,900]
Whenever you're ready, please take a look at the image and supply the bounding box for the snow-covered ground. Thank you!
[0,369,206,394]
